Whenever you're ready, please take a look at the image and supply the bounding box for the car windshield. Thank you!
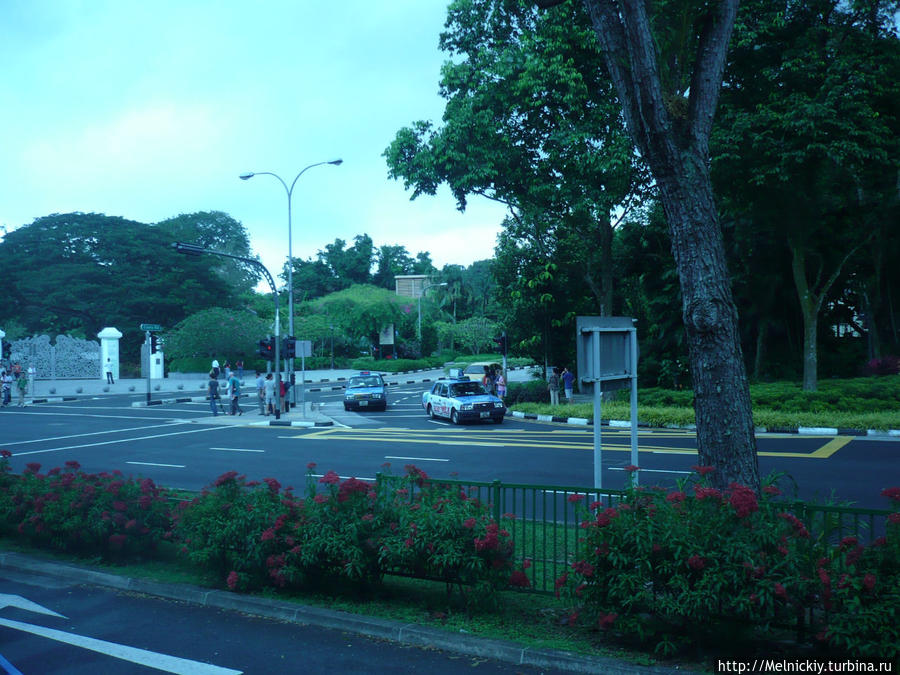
[449,382,485,397]
[349,377,381,388]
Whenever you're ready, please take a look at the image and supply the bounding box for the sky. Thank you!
[0,0,509,287]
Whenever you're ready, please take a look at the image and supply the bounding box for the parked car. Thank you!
[343,371,388,411]
[461,361,501,383]
[422,377,505,424]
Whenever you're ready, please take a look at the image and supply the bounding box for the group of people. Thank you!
[547,366,575,405]
[207,358,290,417]
[0,362,28,407]
[480,367,507,399]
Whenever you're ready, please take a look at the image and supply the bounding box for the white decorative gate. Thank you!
[10,335,101,379]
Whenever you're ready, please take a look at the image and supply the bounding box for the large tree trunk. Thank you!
[582,0,759,491]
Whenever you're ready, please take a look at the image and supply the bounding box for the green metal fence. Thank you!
[375,474,893,595]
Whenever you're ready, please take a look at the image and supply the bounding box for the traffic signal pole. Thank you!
[173,242,282,418]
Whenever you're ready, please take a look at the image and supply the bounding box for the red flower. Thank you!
[694,486,722,502]
[774,583,787,598]
[0,449,11,458]
[319,470,340,485]
[863,573,877,591]
[509,570,530,588]
[666,491,686,504]
[572,560,595,577]
[65,460,81,470]
[880,486,900,503]
[226,571,239,590]
[623,465,640,473]
[762,485,781,496]
[263,477,281,493]
[567,494,585,503]
[888,513,900,525]
[728,484,759,518]
[261,528,276,542]
[313,494,329,504]
[25,462,41,474]
[462,517,476,529]
[687,555,705,571]
[306,462,317,471]
[691,465,715,476]
[598,612,618,630]
[213,471,239,487]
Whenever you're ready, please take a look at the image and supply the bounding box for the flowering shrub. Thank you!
[817,488,900,659]
[172,471,299,589]
[560,469,822,651]
[560,469,900,659]
[376,465,524,605]
[0,452,172,561]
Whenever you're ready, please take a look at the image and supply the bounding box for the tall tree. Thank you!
[572,0,759,489]
[321,235,374,287]
[0,213,234,352]
[373,245,415,289]
[155,211,259,294]
[711,0,900,390]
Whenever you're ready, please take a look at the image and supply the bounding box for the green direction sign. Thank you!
[140,323,162,331]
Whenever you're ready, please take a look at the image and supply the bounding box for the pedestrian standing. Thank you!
[263,373,275,415]
[1,371,11,407]
[496,369,506,399]
[237,360,244,380]
[207,371,220,416]
[16,373,27,406]
[211,359,220,380]
[548,367,560,406]
[224,361,232,381]
[255,371,266,415]
[229,372,243,416]
[104,358,115,385]
[562,367,575,404]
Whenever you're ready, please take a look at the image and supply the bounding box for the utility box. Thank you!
[576,316,637,393]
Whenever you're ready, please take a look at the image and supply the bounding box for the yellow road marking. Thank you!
[283,427,855,459]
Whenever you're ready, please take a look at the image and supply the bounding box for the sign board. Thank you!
[576,316,637,393]
[140,324,162,332]
[379,324,395,346]
[297,340,312,358]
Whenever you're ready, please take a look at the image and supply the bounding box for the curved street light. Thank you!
[240,159,342,400]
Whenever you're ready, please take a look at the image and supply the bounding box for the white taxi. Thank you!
[421,377,505,425]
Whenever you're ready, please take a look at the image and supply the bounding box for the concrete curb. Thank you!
[0,551,687,675]
[506,411,900,437]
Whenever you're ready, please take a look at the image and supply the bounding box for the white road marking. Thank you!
[2,422,190,447]
[126,461,186,468]
[384,455,449,462]
[0,594,66,618]
[11,426,228,457]
[210,447,265,453]
[0,617,242,674]
[609,467,692,474]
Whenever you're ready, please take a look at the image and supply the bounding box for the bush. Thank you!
[0,452,172,562]
[505,380,548,404]
[560,468,900,660]
[861,356,900,377]
[350,357,443,372]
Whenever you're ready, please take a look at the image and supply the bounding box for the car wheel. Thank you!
[427,404,435,419]
[493,416,503,424]
[343,404,349,411]
[450,409,459,425]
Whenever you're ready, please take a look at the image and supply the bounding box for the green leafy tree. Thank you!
[712,0,900,390]
[312,285,414,350]
[164,308,269,362]
[373,245,415,289]
[321,235,374,287]
[155,211,259,295]
[0,213,235,354]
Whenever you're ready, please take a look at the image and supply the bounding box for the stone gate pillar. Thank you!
[97,327,123,382]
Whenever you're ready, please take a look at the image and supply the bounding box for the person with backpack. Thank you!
[207,371,220,416]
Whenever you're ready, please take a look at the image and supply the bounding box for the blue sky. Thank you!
[1,0,508,282]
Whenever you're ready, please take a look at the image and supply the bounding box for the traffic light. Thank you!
[492,333,508,356]
[1,343,9,359]
[282,336,296,359]
[150,334,159,354]
[258,338,274,360]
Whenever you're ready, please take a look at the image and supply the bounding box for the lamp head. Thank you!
[238,173,255,180]
[328,159,343,166]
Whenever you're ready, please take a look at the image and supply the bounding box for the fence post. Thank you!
[491,479,502,522]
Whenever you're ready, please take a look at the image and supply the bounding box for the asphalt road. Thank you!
[0,568,575,675]
[1,383,898,509]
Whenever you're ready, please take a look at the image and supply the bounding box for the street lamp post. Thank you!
[173,242,283,418]
[417,281,448,341]
[240,159,342,402]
